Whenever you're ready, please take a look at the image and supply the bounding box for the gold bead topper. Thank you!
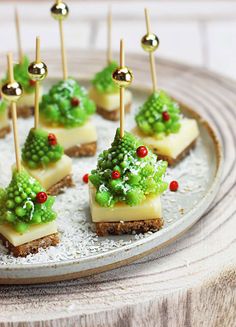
[141,33,159,52]
[112,67,133,88]
[1,81,23,102]
[28,61,48,81]
[51,1,69,20]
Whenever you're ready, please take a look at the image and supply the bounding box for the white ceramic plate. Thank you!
[0,55,222,284]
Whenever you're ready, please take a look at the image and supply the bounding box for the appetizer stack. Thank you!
[40,1,97,157]
[89,39,167,236]
[13,9,38,117]
[0,3,200,258]
[132,9,199,165]
[0,53,59,257]
[22,36,73,195]
[89,9,132,121]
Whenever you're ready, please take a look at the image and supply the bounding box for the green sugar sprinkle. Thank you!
[22,128,64,169]
[135,91,181,137]
[89,128,168,208]
[39,78,96,128]
[0,170,57,233]
[92,61,119,94]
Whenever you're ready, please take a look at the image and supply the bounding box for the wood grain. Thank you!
[0,50,235,327]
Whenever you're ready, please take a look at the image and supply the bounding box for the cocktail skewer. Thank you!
[141,8,159,92]
[28,36,48,129]
[1,53,23,171]
[51,0,69,80]
[112,39,133,138]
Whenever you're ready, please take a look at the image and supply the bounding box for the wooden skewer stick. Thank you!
[7,54,14,83]
[144,8,151,34]
[15,8,24,65]
[8,53,21,172]
[144,8,157,92]
[34,36,40,129]
[120,39,125,138]
[107,7,112,64]
[51,0,68,80]
[149,52,157,92]
[59,18,68,80]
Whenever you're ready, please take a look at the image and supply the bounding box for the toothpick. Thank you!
[52,0,68,79]
[15,8,24,65]
[34,36,40,129]
[149,52,157,92]
[120,39,124,138]
[36,36,41,63]
[144,8,157,92]
[7,53,14,84]
[7,53,21,172]
[107,7,112,64]
[144,8,151,34]
[11,103,21,172]
[59,19,68,80]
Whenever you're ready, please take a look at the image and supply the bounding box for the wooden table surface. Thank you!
[0,1,236,326]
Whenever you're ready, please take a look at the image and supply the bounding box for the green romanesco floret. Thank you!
[89,128,168,208]
[92,61,119,94]
[39,78,95,128]
[22,128,64,169]
[0,170,57,233]
[135,90,181,137]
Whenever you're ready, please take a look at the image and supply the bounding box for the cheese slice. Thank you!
[40,121,97,150]
[0,110,9,129]
[18,86,42,107]
[0,221,57,247]
[22,154,72,190]
[132,119,199,159]
[89,186,162,223]
[89,87,132,111]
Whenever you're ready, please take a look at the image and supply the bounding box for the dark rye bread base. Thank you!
[65,141,97,157]
[0,125,11,138]
[154,139,197,166]
[96,218,164,236]
[47,174,74,196]
[97,102,131,121]
[8,105,34,119]
[0,232,60,257]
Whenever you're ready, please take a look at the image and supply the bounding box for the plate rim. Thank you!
[0,81,223,283]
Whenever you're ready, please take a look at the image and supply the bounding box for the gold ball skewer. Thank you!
[28,36,48,129]
[141,33,159,52]
[51,0,69,80]
[28,61,47,81]
[112,39,133,138]
[141,8,158,92]
[51,1,69,20]
[1,53,23,172]
[1,80,23,103]
[112,66,133,88]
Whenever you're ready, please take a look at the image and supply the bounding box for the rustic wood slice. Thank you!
[0,50,235,327]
